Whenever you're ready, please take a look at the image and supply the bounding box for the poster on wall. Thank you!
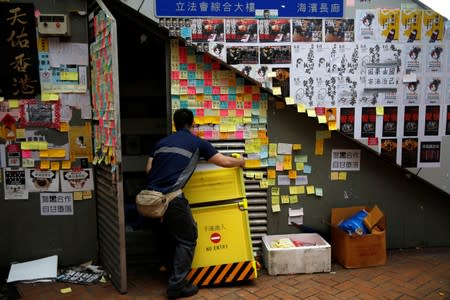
[26,169,59,192]
[355,9,379,41]
[422,10,444,43]
[60,168,94,192]
[423,78,443,104]
[40,193,73,216]
[0,3,40,98]
[381,138,398,163]
[361,107,376,138]
[340,107,355,138]
[382,106,398,137]
[19,100,61,128]
[419,141,441,166]
[3,168,28,200]
[324,19,354,42]
[292,19,323,42]
[426,44,444,73]
[378,9,400,42]
[330,149,361,171]
[191,19,224,42]
[404,106,419,136]
[226,46,258,65]
[404,44,423,73]
[424,105,440,136]
[258,19,291,43]
[224,19,257,43]
[259,45,291,64]
[271,68,290,98]
[403,78,421,104]
[401,138,418,168]
[400,9,422,42]
[68,123,93,162]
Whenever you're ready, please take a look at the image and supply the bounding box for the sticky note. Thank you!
[297,186,305,194]
[8,100,20,108]
[272,195,280,204]
[83,191,92,199]
[60,71,78,81]
[272,87,282,95]
[307,108,316,117]
[74,191,83,201]
[289,195,299,203]
[267,169,276,179]
[275,101,285,109]
[59,122,69,132]
[259,179,268,189]
[40,160,50,169]
[328,121,337,131]
[338,172,347,180]
[62,160,71,169]
[285,97,295,105]
[318,115,327,123]
[22,158,34,168]
[288,170,297,179]
[315,139,324,155]
[281,195,290,204]
[376,106,384,116]
[303,165,312,174]
[0,97,4,102]
[297,103,306,113]
[331,172,339,180]
[315,187,323,197]
[16,128,25,139]
[292,144,302,150]
[60,287,72,294]
[271,187,280,196]
[267,71,277,78]
[40,150,49,158]
[48,148,66,158]
[272,204,281,212]
[296,162,304,171]
[50,161,60,171]
[41,93,59,101]
[306,185,315,194]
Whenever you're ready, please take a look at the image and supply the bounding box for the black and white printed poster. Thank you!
[324,19,355,42]
[260,45,291,64]
[382,106,398,137]
[424,105,440,136]
[423,78,442,105]
[401,138,418,168]
[26,169,60,192]
[272,68,290,98]
[403,106,419,136]
[3,168,28,200]
[355,9,379,41]
[404,44,423,73]
[426,44,444,73]
[226,46,258,65]
[361,107,376,138]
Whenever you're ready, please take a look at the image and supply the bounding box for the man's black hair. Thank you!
[174,108,194,131]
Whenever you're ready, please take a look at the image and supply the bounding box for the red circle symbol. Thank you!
[210,232,221,244]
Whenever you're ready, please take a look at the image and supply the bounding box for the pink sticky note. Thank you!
[220,94,228,100]
[204,100,212,109]
[212,87,221,94]
[235,130,244,139]
[188,87,196,95]
[196,109,204,116]
[236,109,244,116]
[171,71,180,80]
[180,79,188,87]
[220,109,228,117]
[204,130,213,139]
[244,101,252,109]
[228,101,236,109]
[22,150,32,158]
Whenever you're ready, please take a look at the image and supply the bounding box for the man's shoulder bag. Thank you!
[135,189,182,218]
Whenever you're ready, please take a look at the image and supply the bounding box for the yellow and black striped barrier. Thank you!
[187,260,257,286]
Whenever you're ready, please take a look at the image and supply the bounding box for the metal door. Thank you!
[88,0,127,293]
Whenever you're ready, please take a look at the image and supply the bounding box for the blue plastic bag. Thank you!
[338,209,369,235]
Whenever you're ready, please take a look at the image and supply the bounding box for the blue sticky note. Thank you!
[304,164,312,174]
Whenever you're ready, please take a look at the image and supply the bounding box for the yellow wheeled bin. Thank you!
[183,165,258,286]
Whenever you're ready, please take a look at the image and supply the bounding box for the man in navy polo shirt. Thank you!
[146,108,244,299]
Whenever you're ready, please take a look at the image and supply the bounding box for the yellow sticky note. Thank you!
[0,97,4,102]
[289,186,297,194]
[41,93,59,101]
[297,186,305,194]
[267,169,276,179]
[292,144,302,150]
[48,148,66,158]
[60,287,72,294]
[307,108,316,117]
[283,155,292,170]
[315,139,324,156]
[272,87,282,95]
[245,159,261,169]
[328,121,337,131]
[272,195,280,204]
[254,172,263,179]
[74,191,83,201]
[83,191,92,199]
[272,204,281,212]
[40,160,50,169]
[306,185,315,194]
[318,115,327,124]
[281,195,290,204]
[259,179,268,189]
[296,162,304,171]
[60,71,79,81]
[59,122,69,132]
[267,179,276,186]
[271,187,280,196]
[267,71,277,78]
[338,172,347,180]
[40,150,49,158]
[16,128,26,139]
[269,143,277,157]
[331,172,339,181]
[275,101,286,110]
[285,97,295,105]
[376,106,384,116]
[288,170,297,179]
[62,160,71,169]
[289,195,299,203]
[8,100,20,108]
[50,161,60,171]
[297,103,306,113]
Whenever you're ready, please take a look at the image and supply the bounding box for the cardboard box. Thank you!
[331,206,386,268]
[262,233,331,275]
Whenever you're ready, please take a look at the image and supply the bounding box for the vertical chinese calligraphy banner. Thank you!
[0,3,40,98]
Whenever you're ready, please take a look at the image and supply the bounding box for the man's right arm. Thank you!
[208,152,244,168]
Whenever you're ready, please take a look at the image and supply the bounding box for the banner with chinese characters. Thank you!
[0,3,40,98]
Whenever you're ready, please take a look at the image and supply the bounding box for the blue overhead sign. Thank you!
[155,0,344,18]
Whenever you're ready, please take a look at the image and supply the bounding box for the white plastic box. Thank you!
[262,233,331,275]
